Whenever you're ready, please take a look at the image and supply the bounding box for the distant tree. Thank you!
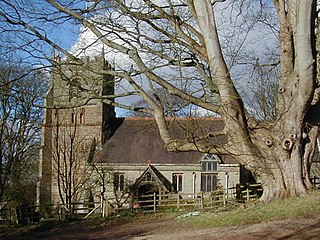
[0,56,46,206]
[245,58,280,121]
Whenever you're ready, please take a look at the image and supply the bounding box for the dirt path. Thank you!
[101,217,320,240]
[3,216,320,240]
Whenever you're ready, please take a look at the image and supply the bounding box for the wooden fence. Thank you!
[0,184,262,224]
[310,176,320,188]
[132,184,263,213]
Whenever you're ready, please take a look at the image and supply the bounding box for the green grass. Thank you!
[178,190,320,228]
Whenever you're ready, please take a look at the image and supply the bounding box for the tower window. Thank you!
[68,77,80,101]
[80,112,84,124]
[71,113,75,124]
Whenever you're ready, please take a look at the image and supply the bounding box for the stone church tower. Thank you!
[37,54,117,206]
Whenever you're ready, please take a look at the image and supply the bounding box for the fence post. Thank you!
[223,189,226,206]
[177,192,180,209]
[153,192,156,213]
[201,192,204,210]
[102,198,105,218]
[158,191,162,206]
[246,188,250,202]
[58,203,61,221]
[105,195,109,218]
[9,207,12,226]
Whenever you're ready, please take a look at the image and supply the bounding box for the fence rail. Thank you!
[133,184,262,213]
[0,184,262,224]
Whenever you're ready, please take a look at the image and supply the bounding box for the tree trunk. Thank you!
[243,123,312,202]
[253,152,306,202]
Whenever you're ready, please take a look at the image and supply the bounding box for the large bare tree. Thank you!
[0,55,45,206]
[1,0,319,201]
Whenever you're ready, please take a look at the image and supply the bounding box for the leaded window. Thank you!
[201,174,218,192]
[201,154,219,172]
[172,173,183,192]
[201,161,218,171]
[114,172,125,192]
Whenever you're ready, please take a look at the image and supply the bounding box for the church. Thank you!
[36,54,250,209]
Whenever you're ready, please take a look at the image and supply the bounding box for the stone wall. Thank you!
[89,162,240,203]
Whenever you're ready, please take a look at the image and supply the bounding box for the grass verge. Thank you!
[178,190,320,228]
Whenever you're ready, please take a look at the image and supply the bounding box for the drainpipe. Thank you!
[192,172,196,199]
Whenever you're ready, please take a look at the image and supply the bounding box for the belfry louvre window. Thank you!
[114,172,125,192]
[68,77,80,101]
[71,113,75,124]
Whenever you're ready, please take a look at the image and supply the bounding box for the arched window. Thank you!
[201,174,218,192]
[68,77,80,101]
[114,173,125,192]
[200,154,219,192]
[145,172,152,182]
[80,112,84,124]
[172,173,183,192]
[200,154,219,172]
[71,113,75,124]
[54,109,58,122]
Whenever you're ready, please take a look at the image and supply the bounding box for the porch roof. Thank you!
[131,164,172,192]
